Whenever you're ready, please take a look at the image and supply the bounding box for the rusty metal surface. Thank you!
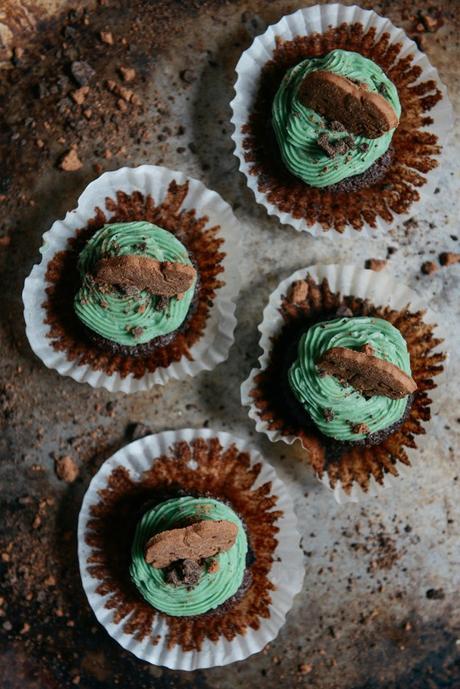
[0,0,459,687]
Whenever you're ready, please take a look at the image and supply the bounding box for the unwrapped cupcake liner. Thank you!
[78,428,304,669]
[241,264,446,504]
[23,165,242,392]
[230,3,454,238]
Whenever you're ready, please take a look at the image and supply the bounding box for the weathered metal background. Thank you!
[0,1,459,687]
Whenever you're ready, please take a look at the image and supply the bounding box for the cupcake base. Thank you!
[43,180,225,378]
[245,268,445,495]
[232,5,452,235]
[78,430,304,668]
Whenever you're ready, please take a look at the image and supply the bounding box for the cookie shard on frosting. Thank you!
[299,70,399,139]
[144,519,238,569]
[93,254,196,297]
[317,346,417,399]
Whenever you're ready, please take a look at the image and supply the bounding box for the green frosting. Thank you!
[288,316,412,441]
[272,49,401,188]
[74,221,196,345]
[130,496,248,617]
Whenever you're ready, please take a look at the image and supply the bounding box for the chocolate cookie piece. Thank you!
[144,519,238,569]
[299,70,399,139]
[164,559,203,588]
[317,346,417,399]
[94,255,196,298]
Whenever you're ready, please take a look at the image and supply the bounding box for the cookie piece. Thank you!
[144,519,238,569]
[94,255,196,298]
[317,346,417,399]
[299,70,399,139]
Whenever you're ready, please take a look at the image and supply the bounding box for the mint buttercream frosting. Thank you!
[288,316,412,441]
[130,496,248,617]
[272,49,401,188]
[74,221,196,345]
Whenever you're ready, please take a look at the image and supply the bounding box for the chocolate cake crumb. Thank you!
[54,455,79,483]
[58,149,83,172]
[426,588,445,600]
[350,422,370,435]
[365,259,387,272]
[70,60,95,86]
[439,252,460,267]
[317,133,354,158]
[421,261,438,275]
[164,559,203,588]
[126,422,152,441]
[323,408,334,422]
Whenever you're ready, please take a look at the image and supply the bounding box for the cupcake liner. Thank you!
[241,264,446,504]
[230,3,454,237]
[77,428,304,669]
[23,165,241,392]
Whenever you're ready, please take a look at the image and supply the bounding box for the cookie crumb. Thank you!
[421,261,438,275]
[55,456,79,483]
[99,31,114,45]
[439,252,460,267]
[58,149,82,172]
[365,258,387,272]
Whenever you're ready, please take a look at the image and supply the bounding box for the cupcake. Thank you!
[231,4,453,235]
[23,165,241,392]
[78,429,303,669]
[242,264,445,501]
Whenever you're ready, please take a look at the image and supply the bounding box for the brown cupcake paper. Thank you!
[23,166,241,392]
[230,4,453,236]
[78,429,303,669]
[241,265,446,503]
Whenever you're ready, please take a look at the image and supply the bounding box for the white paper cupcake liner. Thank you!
[77,428,304,670]
[241,264,446,504]
[23,165,242,392]
[230,3,454,238]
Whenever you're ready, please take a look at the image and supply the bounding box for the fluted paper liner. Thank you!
[230,3,453,237]
[78,428,304,669]
[23,165,241,392]
[241,264,446,503]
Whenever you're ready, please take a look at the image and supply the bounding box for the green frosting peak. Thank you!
[272,50,401,187]
[288,316,412,441]
[74,221,196,346]
[130,496,248,617]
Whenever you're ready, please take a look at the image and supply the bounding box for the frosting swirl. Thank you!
[272,50,401,188]
[130,496,248,617]
[288,316,412,441]
[74,221,196,345]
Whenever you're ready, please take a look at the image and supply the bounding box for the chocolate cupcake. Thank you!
[241,265,445,501]
[78,429,303,669]
[23,166,241,392]
[231,5,453,235]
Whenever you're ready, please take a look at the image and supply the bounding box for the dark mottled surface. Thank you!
[0,0,459,688]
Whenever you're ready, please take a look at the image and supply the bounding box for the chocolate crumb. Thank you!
[70,60,95,86]
[365,259,387,272]
[54,456,79,483]
[350,422,370,435]
[99,31,114,45]
[426,588,445,600]
[323,408,334,422]
[439,252,460,267]
[118,66,136,82]
[164,559,203,589]
[421,261,438,275]
[330,120,346,132]
[126,422,152,441]
[58,149,82,172]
